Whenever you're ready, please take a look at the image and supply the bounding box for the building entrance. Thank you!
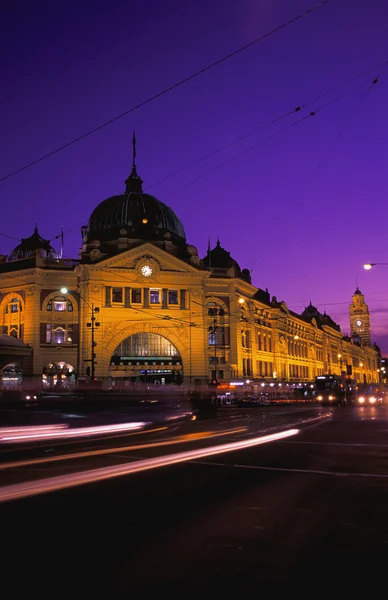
[109,332,182,385]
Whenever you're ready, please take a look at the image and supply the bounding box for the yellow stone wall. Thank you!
[0,248,380,387]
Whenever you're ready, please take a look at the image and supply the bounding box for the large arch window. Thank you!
[113,332,178,358]
[47,296,73,312]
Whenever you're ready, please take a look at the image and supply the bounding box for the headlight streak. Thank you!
[0,428,299,503]
[0,421,150,443]
[0,427,247,470]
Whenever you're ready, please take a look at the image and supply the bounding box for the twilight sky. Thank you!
[1,0,388,352]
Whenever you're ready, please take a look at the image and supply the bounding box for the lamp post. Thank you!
[363,263,388,383]
[60,287,100,380]
[337,353,343,375]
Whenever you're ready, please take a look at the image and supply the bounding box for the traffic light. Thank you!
[86,366,91,377]
[211,379,218,386]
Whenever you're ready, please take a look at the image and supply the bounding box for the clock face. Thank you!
[141,265,153,277]
[356,319,362,327]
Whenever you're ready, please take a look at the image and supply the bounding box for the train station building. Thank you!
[0,145,381,391]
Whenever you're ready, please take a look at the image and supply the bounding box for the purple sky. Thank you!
[1,0,388,352]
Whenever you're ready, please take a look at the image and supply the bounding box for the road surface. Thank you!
[1,405,387,597]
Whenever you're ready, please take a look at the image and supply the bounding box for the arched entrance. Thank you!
[109,332,182,386]
[1,363,23,389]
[42,362,76,390]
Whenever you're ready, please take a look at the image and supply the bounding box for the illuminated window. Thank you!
[168,290,178,304]
[10,298,20,313]
[5,298,21,313]
[45,324,73,345]
[150,289,160,304]
[47,296,73,312]
[54,328,65,344]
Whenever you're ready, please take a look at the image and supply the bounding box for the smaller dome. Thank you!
[8,226,59,261]
[301,301,322,318]
[202,239,241,273]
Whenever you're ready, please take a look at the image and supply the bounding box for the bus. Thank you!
[313,374,356,406]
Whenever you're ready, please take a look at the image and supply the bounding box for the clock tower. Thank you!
[349,287,371,345]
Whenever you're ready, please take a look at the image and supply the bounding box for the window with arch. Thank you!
[45,324,73,344]
[47,296,73,312]
[5,297,22,313]
[207,301,226,317]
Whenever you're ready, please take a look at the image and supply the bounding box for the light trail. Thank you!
[0,420,151,443]
[0,427,247,470]
[0,428,299,503]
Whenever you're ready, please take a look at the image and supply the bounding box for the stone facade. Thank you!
[0,151,380,388]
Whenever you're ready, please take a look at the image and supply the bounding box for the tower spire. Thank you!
[125,130,143,193]
[132,130,136,168]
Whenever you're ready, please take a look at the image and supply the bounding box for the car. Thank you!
[352,384,386,406]
[0,389,39,402]
[354,392,385,406]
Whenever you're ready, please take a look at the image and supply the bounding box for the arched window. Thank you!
[47,296,73,312]
[53,327,65,344]
[5,297,22,314]
[207,301,226,317]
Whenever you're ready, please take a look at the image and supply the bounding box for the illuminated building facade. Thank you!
[0,143,380,389]
[349,287,371,346]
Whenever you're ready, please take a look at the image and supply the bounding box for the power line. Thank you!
[45,61,386,246]
[0,232,22,242]
[316,75,380,170]
[253,70,384,261]
[145,60,388,192]
[164,77,374,198]
[0,0,332,185]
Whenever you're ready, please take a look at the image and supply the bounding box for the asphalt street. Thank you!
[1,405,387,598]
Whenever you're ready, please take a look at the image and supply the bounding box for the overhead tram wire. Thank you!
[95,266,251,333]
[254,71,384,260]
[46,60,387,248]
[145,59,388,192]
[0,232,23,242]
[0,0,332,185]
[315,74,381,171]
[163,77,375,199]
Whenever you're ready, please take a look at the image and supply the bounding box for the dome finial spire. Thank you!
[125,130,143,193]
[132,130,136,169]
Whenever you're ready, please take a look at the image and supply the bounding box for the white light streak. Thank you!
[0,421,149,443]
[0,428,299,503]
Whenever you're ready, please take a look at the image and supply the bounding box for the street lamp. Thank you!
[60,287,100,380]
[337,353,344,375]
[364,263,388,270]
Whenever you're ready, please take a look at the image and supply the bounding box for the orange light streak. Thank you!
[0,428,298,503]
[0,427,247,470]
